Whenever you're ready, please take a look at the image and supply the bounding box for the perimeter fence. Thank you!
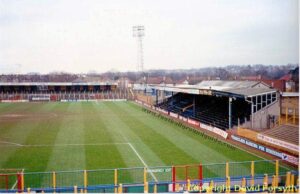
[0,160,298,193]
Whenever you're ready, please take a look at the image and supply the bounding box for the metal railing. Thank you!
[0,160,297,193]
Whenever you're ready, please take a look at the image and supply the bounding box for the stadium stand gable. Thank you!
[151,81,279,130]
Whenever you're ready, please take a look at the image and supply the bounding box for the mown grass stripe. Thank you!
[119,102,258,177]
[82,102,129,185]
[1,103,61,171]
[0,101,293,189]
[88,102,137,184]
[42,103,86,188]
[107,102,202,181]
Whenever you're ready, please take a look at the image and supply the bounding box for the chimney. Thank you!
[258,75,262,80]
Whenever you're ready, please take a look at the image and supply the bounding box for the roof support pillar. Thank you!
[155,89,158,105]
[193,95,196,117]
[229,97,232,130]
[251,98,254,129]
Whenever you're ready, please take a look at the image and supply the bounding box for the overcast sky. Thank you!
[0,0,298,74]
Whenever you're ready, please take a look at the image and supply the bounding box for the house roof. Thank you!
[138,76,173,85]
[280,74,292,81]
[0,82,117,86]
[262,80,286,91]
[239,75,263,81]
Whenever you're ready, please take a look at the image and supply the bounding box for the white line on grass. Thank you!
[127,143,158,182]
[110,123,158,182]
[0,140,23,146]
[0,142,128,147]
[24,143,129,147]
[11,168,24,190]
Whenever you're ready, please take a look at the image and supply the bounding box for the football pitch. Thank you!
[0,101,287,189]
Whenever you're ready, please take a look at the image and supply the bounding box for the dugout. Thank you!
[151,80,279,130]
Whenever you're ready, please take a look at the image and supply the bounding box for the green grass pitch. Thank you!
[0,101,286,189]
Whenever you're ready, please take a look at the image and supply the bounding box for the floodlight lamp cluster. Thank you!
[132,25,145,37]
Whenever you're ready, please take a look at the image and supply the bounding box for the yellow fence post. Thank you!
[83,170,88,193]
[187,179,190,192]
[144,181,148,193]
[114,169,118,193]
[118,184,123,193]
[144,167,147,183]
[241,177,246,188]
[175,183,179,192]
[285,172,291,187]
[226,176,230,193]
[291,174,295,192]
[21,172,24,192]
[153,183,157,193]
[271,175,275,187]
[74,185,78,193]
[52,171,56,190]
[263,174,268,189]
[240,178,246,193]
[274,175,278,187]
[251,161,255,186]
[226,162,229,177]
[206,180,214,193]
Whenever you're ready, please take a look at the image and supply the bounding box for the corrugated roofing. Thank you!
[223,88,276,97]
[197,80,261,89]
[151,80,277,98]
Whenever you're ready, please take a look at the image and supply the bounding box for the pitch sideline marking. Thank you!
[127,143,158,182]
[11,168,24,190]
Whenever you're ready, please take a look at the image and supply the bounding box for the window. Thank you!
[272,93,276,102]
[257,95,262,111]
[267,93,271,105]
[262,94,266,107]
